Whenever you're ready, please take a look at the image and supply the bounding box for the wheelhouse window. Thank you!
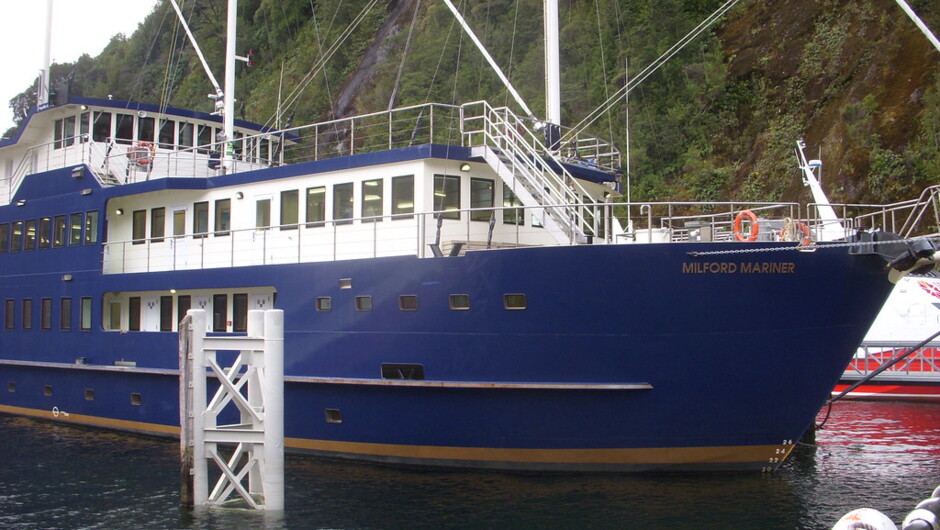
[280,190,298,229]
[361,179,383,221]
[391,175,414,219]
[306,187,326,227]
[53,216,66,247]
[197,125,213,154]
[178,122,194,150]
[0,223,8,253]
[92,112,111,142]
[158,119,175,149]
[137,116,155,143]
[84,211,99,244]
[214,199,230,236]
[151,207,165,243]
[23,220,37,251]
[54,117,76,149]
[68,213,82,246]
[11,221,22,252]
[38,217,51,249]
[470,178,494,222]
[433,174,460,220]
[132,210,146,244]
[193,202,209,238]
[114,113,134,144]
[333,183,354,225]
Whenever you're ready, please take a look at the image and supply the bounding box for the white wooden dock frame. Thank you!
[179,309,284,511]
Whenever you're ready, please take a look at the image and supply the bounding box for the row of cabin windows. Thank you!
[115,293,250,333]
[4,297,93,331]
[6,382,143,407]
[0,211,99,253]
[315,293,527,312]
[54,112,274,160]
[126,174,527,242]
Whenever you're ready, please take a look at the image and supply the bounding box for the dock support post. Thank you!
[180,309,284,511]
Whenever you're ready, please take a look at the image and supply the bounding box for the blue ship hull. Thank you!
[0,238,893,471]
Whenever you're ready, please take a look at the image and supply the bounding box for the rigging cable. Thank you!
[562,0,743,143]
[387,0,422,111]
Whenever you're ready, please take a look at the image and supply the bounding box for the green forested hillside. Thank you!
[8,0,940,206]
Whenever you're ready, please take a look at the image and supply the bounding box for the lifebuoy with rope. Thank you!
[779,219,813,247]
[130,141,155,167]
[733,210,759,241]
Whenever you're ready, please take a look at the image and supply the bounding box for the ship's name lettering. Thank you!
[682,262,796,274]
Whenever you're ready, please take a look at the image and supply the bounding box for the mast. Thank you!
[38,0,53,107]
[223,0,237,170]
[544,0,561,127]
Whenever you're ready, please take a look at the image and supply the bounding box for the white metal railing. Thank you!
[808,184,940,240]
[846,341,940,379]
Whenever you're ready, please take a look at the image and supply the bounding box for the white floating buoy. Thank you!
[832,508,898,530]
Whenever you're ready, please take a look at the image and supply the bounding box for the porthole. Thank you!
[339,278,352,290]
[316,297,332,312]
[325,408,343,424]
[399,295,418,311]
[44,385,53,397]
[355,296,373,311]
[85,389,95,401]
[449,294,470,310]
[381,363,425,380]
[130,392,142,406]
[7,382,15,393]
[503,293,527,310]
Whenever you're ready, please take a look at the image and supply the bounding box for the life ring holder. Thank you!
[130,141,155,167]
[733,210,759,242]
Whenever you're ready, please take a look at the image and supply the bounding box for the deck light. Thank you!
[460,163,471,172]
[115,208,124,216]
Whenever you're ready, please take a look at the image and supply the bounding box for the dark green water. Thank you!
[1,401,938,529]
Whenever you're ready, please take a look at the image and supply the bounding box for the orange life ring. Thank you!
[733,210,759,241]
[779,221,812,246]
[131,141,154,166]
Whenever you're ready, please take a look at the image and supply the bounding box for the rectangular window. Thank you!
[449,294,470,310]
[0,223,8,253]
[109,302,121,330]
[255,198,271,229]
[173,209,185,237]
[84,210,99,244]
[361,179,383,222]
[212,294,227,332]
[433,174,460,220]
[280,190,298,230]
[150,207,165,243]
[92,112,111,142]
[11,221,22,252]
[53,216,66,247]
[504,293,527,310]
[137,116,155,143]
[381,363,425,380]
[114,114,134,144]
[128,297,141,331]
[63,116,76,147]
[316,297,332,312]
[197,125,213,154]
[503,187,524,225]
[178,122,194,149]
[68,213,83,246]
[5,300,14,329]
[399,295,418,311]
[177,295,191,323]
[81,297,92,330]
[22,299,32,329]
[193,202,209,238]
[54,118,63,149]
[60,298,72,330]
[40,298,52,330]
[470,178,494,222]
[160,296,173,332]
[305,187,326,227]
[333,183,354,224]
[214,199,230,236]
[39,218,52,249]
[24,220,37,251]
[355,296,373,311]
[158,119,175,149]
[391,175,414,219]
[233,293,248,332]
[132,209,146,244]
[80,112,89,141]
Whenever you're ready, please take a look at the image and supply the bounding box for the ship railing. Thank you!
[808,184,940,240]
[8,133,97,197]
[619,201,803,243]
[100,202,618,274]
[846,341,940,379]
